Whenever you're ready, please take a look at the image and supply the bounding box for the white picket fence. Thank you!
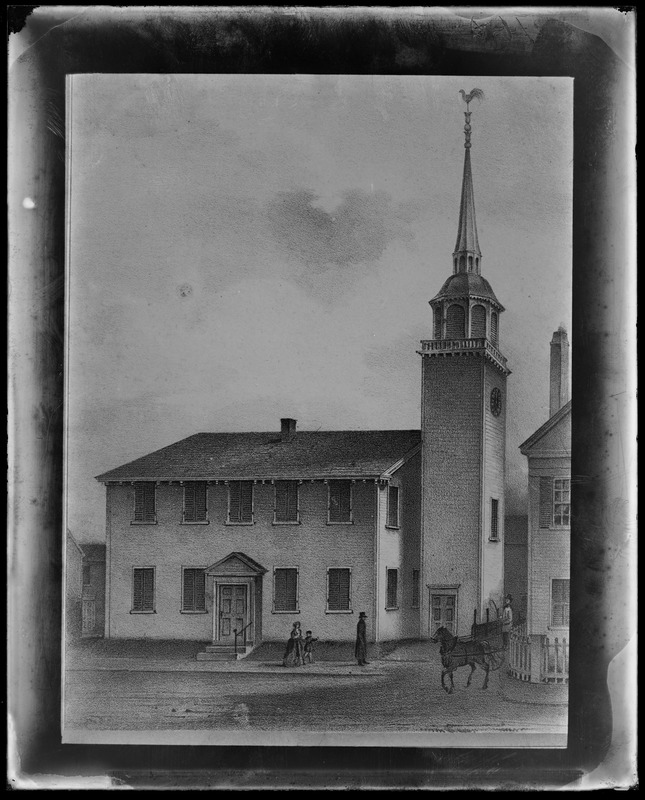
[541,637,569,684]
[509,625,531,682]
[509,626,568,684]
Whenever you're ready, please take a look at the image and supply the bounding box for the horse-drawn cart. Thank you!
[431,619,506,693]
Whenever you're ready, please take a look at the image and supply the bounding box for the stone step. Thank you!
[204,643,254,653]
[196,651,239,661]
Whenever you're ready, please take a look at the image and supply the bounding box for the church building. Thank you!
[96,95,509,649]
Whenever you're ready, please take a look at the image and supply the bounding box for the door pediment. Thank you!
[205,551,267,577]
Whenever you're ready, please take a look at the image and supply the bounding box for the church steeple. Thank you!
[453,89,483,275]
[418,89,509,640]
[425,89,508,374]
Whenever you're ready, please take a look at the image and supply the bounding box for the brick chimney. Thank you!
[280,418,297,441]
[549,327,570,417]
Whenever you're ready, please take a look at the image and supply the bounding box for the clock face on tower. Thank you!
[490,387,502,417]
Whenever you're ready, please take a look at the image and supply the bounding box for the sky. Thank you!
[66,74,573,543]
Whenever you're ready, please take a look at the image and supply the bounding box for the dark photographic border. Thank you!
[8,6,636,790]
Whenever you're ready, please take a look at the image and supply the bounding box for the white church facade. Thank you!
[96,97,512,648]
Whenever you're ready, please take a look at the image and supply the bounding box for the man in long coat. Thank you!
[502,595,513,649]
[355,611,369,665]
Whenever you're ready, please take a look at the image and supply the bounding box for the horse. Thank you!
[430,626,500,694]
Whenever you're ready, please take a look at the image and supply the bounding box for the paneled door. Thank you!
[430,593,456,636]
[218,585,247,642]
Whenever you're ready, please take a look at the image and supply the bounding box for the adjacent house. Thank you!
[65,529,85,641]
[513,327,571,683]
[80,543,106,638]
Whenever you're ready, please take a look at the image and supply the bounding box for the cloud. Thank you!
[267,188,414,272]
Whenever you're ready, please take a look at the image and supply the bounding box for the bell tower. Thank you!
[419,90,510,638]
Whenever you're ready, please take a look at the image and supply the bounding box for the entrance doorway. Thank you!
[430,593,457,636]
[218,584,247,642]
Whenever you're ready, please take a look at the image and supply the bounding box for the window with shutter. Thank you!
[387,485,399,528]
[327,568,351,611]
[551,579,570,626]
[183,482,208,523]
[182,568,206,611]
[539,477,553,528]
[328,481,352,523]
[132,567,155,612]
[228,481,253,523]
[273,567,298,611]
[471,304,487,338]
[446,304,466,338]
[491,312,499,346]
[275,481,299,523]
[386,569,398,609]
[433,307,442,340]
[411,569,420,608]
[553,478,570,527]
[490,498,499,540]
[133,483,156,523]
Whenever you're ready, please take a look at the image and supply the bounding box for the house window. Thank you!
[82,565,91,586]
[386,485,400,528]
[273,567,299,612]
[551,579,570,627]
[183,481,208,523]
[490,498,499,540]
[132,567,155,613]
[328,481,352,523]
[133,482,156,523]
[386,569,398,609]
[228,481,253,523]
[182,568,206,612]
[327,568,351,612]
[539,477,571,528]
[274,481,299,523]
[553,478,571,527]
[411,569,420,608]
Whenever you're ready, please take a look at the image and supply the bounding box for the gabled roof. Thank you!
[95,430,422,483]
[205,552,267,576]
[519,400,572,455]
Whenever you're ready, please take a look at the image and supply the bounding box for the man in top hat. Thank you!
[355,611,369,666]
[502,594,513,650]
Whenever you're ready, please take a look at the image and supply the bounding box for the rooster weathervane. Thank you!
[459,88,484,149]
[459,88,485,110]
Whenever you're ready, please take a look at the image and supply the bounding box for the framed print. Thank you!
[8,5,636,791]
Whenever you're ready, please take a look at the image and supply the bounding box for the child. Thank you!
[302,631,319,664]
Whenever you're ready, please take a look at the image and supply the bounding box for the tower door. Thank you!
[430,593,456,636]
[218,585,248,642]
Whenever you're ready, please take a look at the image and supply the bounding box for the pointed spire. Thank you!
[453,90,484,275]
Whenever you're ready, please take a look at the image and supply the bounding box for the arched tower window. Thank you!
[471,304,487,338]
[459,255,465,271]
[433,306,443,340]
[468,255,473,271]
[491,311,499,345]
[446,304,466,339]
[475,256,479,269]
[453,257,458,272]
